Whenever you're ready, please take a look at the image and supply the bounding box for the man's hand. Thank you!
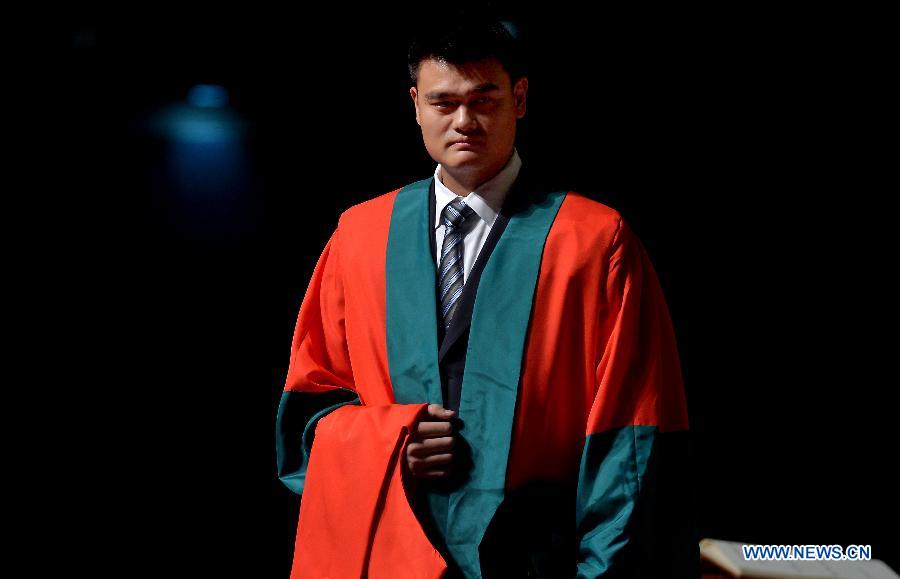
[405,404,456,479]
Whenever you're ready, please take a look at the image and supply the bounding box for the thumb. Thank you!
[426,404,455,417]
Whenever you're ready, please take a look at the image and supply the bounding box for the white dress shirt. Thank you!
[434,148,522,284]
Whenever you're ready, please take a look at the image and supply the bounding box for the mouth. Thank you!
[449,139,481,149]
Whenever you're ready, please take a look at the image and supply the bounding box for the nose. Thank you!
[451,105,479,133]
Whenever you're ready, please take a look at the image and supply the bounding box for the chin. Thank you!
[441,150,484,167]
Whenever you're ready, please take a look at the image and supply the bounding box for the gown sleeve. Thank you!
[575,217,700,578]
[275,224,361,496]
[274,219,449,577]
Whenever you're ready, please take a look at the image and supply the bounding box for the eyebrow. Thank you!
[424,83,501,101]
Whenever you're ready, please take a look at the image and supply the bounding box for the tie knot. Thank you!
[441,197,475,230]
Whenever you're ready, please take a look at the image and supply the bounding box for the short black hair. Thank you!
[407,12,526,86]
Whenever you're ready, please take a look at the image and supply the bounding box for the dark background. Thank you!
[56,3,894,577]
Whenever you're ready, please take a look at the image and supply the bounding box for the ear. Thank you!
[513,77,528,119]
[409,86,421,126]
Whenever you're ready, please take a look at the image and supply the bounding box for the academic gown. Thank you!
[275,167,700,578]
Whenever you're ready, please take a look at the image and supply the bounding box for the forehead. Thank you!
[417,58,511,95]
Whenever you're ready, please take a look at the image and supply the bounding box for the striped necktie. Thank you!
[438,197,476,330]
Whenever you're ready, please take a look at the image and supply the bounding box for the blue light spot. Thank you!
[145,105,246,144]
[187,84,229,108]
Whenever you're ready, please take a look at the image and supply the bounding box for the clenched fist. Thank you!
[405,403,456,479]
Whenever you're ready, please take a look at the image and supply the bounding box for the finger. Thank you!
[408,444,452,460]
[415,421,453,439]
[420,453,453,467]
[408,450,454,473]
[422,435,455,452]
[408,436,454,457]
[407,456,430,476]
[426,404,456,420]
[417,420,452,436]
[406,436,456,456]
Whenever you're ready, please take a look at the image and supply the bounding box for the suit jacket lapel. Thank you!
[438,212,509,362]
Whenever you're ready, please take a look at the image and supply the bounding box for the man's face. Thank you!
[410,57,527,177]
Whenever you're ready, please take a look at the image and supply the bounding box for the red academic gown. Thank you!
[275,174,698,578]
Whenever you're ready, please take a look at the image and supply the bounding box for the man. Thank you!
[276,14,699,578]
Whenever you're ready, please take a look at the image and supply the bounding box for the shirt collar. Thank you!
[433,147,522,230]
